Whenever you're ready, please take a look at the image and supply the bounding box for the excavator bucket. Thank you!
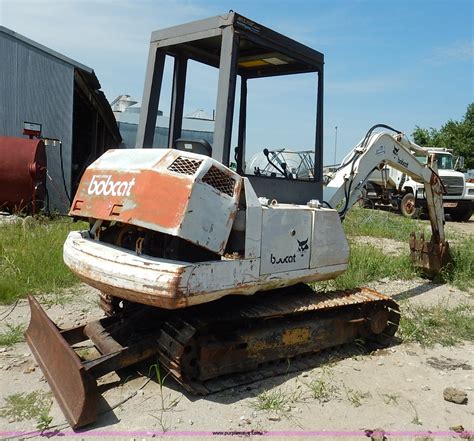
[409,232,451,278]
[25,296,99,429]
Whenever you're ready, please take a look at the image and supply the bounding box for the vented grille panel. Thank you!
[441,176,464,196]
[168,157,203,175]
[202,166,236,197]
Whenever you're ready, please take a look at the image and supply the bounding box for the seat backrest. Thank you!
[175,139,212,157]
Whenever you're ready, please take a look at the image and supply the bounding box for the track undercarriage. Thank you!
[26,284,399,429]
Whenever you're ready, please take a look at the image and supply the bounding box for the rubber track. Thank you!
[152,284,400,394]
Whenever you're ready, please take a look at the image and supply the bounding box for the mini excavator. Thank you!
[25,12,450,429]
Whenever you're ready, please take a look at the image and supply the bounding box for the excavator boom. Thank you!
[324,126,451,276]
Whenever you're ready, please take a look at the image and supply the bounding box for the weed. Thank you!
[36,409,53,432]
[0,391,52,422]
[439,237,474,291]
[39,290,73,308]
[314,243,418,290]
[0,218,87,304]
[307,369,339,403]
[398,302,473,346]
[0,324,25,346]
[252,387,303,415]
[148,363,180,432]
[253,389,289,413]
[344,207,431,242]
[76,347,97,361]
[382,392,400,405]
[344,207,473,293]
[408,400,422,425]
[344,386,371,407]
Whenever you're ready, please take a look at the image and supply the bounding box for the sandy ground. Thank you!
[0,219,472,440]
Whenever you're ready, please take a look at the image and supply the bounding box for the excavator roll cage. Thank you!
[136,11,325,205]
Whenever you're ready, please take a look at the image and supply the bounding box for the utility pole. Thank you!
[334,125,338,166]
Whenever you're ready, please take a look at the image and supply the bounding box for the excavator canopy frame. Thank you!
[135,11,325,204]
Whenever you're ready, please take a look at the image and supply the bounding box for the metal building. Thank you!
[0,26,121,213]
[111,95,214,149]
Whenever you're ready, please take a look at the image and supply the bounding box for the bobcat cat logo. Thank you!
[393,146,400,156]
[297,238,309,256]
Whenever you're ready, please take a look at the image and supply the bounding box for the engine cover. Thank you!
[70,149,242,255]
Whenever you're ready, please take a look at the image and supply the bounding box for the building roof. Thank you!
[0,26,94,76]
[115,110,214,133]
[185,109,214,120]
[0,25,121,144]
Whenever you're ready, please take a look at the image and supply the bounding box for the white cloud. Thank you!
[424,40,473,65]
[1,0,214,101]
[2,0,210,57]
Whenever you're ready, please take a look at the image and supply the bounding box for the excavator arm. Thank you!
[324,126,450,276]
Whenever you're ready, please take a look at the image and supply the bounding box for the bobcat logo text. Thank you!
[87,175,136,197]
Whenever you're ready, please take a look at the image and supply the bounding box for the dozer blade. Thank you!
[409,232,451,278]
[25,296,98,429]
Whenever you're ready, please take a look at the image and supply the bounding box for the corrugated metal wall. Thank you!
[0,32,74,213]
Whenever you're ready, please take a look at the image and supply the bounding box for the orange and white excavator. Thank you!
[25,12,450,429]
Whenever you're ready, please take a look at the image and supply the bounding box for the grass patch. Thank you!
[0,324,25,346]
[381,392,400,405]
[344,207,431,241]
[398,302,473,346]
[307,370,339,403]
[252,389,289,413]
[0,217,87,304]
[0,391,52,423]
[344,387,371,407]
[314,243,418,290]
[252,387,302,414]
[440,237,474,291]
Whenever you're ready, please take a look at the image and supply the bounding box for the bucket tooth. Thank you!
[25,296,98,429]
[409,232,451,278]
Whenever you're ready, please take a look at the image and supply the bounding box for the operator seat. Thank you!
[175,138,212,157]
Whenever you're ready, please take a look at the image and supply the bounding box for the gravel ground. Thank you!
[0,219,472,440]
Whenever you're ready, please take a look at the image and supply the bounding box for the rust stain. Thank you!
[247,339,278,354]
[70,168,192,230]
[281,327,311,345]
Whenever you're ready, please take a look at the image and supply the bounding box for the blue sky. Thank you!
[2,0,473,163]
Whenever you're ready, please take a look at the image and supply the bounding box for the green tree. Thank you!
[412,103,474,169]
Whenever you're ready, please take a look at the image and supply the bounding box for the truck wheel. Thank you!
[358,198,374,209]
[450,207,473,222]
[400,193,420,219]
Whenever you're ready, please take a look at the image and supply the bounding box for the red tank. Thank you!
[0,136,47,214]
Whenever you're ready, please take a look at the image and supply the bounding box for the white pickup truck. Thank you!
[365,147,474,221]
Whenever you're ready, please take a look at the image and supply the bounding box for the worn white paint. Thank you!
[64,229,347,309]
[260,204,312,275]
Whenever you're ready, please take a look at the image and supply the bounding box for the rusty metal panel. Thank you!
[25,296,98,429]
[70,148,242,255]
[0,136,47,213]
[64,227,348,309]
